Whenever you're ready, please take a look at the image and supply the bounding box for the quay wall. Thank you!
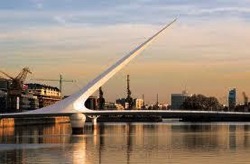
[0,116,70,127]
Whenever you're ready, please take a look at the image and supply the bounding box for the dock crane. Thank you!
[0,67,32,93]
[242,92,248,105]
[0,67,32,111]
[31,74,75,95]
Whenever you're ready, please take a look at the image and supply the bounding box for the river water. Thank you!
[1,120,250,164]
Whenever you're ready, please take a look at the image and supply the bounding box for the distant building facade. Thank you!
[228,88,236,110]
[26,83,61,108]
[0,78,10,91]
[116,98,126,108]
[116,98,144,110]
[171,90,190,110]
[114,103,125,110]
[134,98,144,109]
[85,96,97,110]
[26,83,61,97]
[0,90,7,112]
[20,94,39,110]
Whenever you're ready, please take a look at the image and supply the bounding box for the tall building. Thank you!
[228,88,236,110]
[171,90,190,110]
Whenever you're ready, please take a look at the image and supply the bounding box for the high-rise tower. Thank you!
[228,88,236,110]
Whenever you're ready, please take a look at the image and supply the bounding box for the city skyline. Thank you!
[1,1,250,104]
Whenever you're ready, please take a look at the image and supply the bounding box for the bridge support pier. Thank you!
[88,115,100,126]
[70,113,86,135]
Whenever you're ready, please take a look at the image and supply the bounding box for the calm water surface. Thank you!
[1,120,250,164]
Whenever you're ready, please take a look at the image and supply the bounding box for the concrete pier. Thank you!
[70,113,86,135]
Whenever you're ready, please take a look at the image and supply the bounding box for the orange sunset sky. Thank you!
[1,1,250,104]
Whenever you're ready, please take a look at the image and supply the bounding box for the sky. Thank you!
[1,0,250,104]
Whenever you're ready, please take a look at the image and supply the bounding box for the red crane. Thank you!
[0,67,32,92]
[242,92,248,105]
[0,67,32,111]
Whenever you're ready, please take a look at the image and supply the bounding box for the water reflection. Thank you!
[1,122,250,163]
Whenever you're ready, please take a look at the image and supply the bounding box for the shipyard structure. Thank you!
[0,67,61,113]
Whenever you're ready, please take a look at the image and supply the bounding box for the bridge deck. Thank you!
[2,110,250,122]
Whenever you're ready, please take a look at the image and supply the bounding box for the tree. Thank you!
[182,94,223,111]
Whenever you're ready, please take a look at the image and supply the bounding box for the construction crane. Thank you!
[0,67,32,92]
[31,74,75,95]
[242,92,248,105]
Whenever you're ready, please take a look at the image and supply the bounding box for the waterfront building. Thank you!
[26,83,61,108]
[134,98,144,109]
[171,90,190,110]
[85,96,97,110]
[114,103,125,110]
[228,88,236,110]
[103,102,124,110]
[0,78,10,91]
[0,90,7,112]
[26,83,61,97]
[116,98,143,109]
[20,94,39,110]
[0,90,39,112]
[116,98,126,108]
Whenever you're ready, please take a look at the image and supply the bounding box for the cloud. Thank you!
[29,0,44,9]
[53,16,67,25]
[36,3,43,9]
[186,7,250,17]
[1,1,250,29]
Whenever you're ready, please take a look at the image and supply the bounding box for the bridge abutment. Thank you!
[70,113,86,135]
